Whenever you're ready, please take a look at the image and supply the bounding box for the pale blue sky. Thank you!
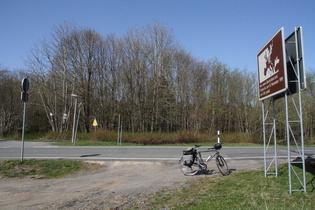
[1,0,314,73]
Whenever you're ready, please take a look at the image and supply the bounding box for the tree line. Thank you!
[1,22,314,142]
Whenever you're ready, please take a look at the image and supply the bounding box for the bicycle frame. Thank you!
[205,150,220,162]
[196,149,219,166]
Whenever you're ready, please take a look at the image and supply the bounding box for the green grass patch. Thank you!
[132,164,315,209]
[0,159,104,179]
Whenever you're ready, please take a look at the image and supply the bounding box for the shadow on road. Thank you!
[194,168,236,176]
[80,154,101,157]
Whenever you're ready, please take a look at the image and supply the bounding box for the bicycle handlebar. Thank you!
[208,142,223,150]
[194,142,223,151]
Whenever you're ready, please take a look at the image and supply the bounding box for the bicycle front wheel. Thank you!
[179,159,199,176]
[216,155,229,176]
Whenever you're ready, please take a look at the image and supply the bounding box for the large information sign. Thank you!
[257,28,287,101]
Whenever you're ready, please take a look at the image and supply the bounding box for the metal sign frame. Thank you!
[262,97,278,177]
[284,27,306,194]
[259,27,306,194]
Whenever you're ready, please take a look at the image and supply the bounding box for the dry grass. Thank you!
[40,130,259,145]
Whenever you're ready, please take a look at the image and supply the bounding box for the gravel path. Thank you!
[0,159,269,209]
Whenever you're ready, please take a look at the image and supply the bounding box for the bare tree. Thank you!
[143,22,177,132]
[303,69,315,140]
[26,23,78,132]
[208,59,229,132]
[27,23,105,133]
[94,34,123,130]
[0,69,22,136]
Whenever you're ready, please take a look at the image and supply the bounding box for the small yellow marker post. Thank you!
[92,118,98,132]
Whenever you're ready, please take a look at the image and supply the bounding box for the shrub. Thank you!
[89,130,116,142]
[176,130,200,144]
[44,131,72,141]
[221,132,255,143]
[24,129,260,145]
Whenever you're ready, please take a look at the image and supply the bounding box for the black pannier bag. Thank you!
[182,147,196,166]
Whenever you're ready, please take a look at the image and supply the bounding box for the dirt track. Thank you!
[0,159,267,209]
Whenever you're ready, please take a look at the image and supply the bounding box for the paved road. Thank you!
[1,140,314,161]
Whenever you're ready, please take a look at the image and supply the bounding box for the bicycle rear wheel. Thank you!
[179,159,199,176]
[216,155,229,176]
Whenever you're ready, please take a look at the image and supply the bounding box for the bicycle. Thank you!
[179,143,229,176]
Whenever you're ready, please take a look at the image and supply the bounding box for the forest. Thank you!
[1,22,314,143]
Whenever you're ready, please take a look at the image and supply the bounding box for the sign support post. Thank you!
[21,101,26,162]
[20,77,29,162]
[117,115,122,146]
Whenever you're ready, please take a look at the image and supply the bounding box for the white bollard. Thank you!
[217,130,220,143]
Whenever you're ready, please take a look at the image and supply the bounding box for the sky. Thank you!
[1,0,314,74]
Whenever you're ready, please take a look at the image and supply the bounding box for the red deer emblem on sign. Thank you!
[263,41,280,77]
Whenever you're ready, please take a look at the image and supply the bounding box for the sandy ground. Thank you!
[0,159,269,210]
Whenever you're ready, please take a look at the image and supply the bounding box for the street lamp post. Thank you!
[71,94,78,144]
[74,102,83,145]
[49,112,54,132]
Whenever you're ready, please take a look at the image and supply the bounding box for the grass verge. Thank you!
[131,164,315,209]
[5,130,314,146]
[0,159,104,179]
[51,140,263,147]
[29,130,263,145]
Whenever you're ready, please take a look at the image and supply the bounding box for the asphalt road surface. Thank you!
[1,140,314,161]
